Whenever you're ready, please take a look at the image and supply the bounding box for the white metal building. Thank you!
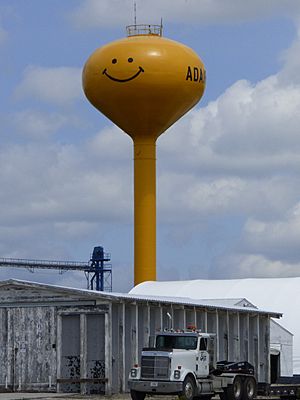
[270,320,293,378]
[0,279,281,395]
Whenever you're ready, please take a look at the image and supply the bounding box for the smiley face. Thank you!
[83,35,205,139]
[102,57,145,83]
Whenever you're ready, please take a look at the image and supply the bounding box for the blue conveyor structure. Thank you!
[0,246,112,291]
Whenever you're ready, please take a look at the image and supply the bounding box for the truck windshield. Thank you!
[156,335,197,350]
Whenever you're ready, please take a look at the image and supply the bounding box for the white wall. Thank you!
[270,319,293,377]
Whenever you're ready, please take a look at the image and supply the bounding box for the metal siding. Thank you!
[111,303,121,393]
[124,303,133,390]
[259,317,270,383]
[228,313,239,362]
[196,310,206,332]
[239,313,249,362]
[0,308,8,388]
[173,307,184,330]
[137,305,146,357]
[218,312,228,361]
[61,315,80,393]
[207,311,217,334]
[149,306,161,335]
[86,314,105,393]
[0,306,57,391]
[249,315,259,381]
[186,309,195,327]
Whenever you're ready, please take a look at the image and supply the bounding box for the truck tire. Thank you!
[227,376,243,400]
[130,389,146,400]
[243,377,256,400]
[179,376,196,400]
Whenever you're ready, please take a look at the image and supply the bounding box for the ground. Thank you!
[0,395,278,400]
[0,395,178,400]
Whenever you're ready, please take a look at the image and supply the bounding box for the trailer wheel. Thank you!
[130,389,146,400]
[243,377,256,400]
[179,376,196,400]
[227,376,243,400]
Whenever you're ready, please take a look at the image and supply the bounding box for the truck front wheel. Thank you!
[130,389,146,400]
[179,376,196,400]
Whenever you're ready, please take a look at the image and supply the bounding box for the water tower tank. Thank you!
[83,24,206,285]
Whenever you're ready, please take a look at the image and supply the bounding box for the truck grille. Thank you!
[141,356,170,380]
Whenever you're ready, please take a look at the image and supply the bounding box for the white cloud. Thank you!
[239,203,300,263]
[12,110,72,139]
[279,25,300,85]
[213,253,300,279]
[0,138,132,228]
[70,0,132,29]
[14,66,82,106]
[155,66,300,227]
[86,125,132,163]
[157,172,299,225]
[159,74,300,179]
[70,0,300,29]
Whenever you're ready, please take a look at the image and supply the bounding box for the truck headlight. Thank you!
[174,370,181,379]
[130,368,138,378]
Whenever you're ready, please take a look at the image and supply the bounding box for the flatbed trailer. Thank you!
[268,377,300,399]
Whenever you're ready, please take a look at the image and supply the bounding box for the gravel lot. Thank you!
[0,394,274,400]
[0,394,178,400]
[0,394,146,400]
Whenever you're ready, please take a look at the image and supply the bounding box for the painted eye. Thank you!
[128,57,133,63]
[112,58,117,64]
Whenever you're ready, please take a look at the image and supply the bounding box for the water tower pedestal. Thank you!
[134,138,156,284]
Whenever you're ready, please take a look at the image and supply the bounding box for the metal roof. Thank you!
[0,279,282,318]
[106,291,281,317]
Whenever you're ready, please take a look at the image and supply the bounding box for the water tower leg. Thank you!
[134,138,156,285]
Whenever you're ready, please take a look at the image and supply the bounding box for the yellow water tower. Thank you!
[83,24,206,286]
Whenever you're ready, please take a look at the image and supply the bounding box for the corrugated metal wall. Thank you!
[0,306,57,391]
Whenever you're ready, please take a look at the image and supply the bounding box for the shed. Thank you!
[0,279,281,395]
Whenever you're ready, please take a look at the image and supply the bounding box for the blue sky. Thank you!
[1,0,300,292]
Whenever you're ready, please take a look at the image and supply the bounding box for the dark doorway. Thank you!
[271,353,280,383]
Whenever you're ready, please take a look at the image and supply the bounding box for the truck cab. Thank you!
[129,330,215,398]
[129,329,256,400]
[154,331,215,378]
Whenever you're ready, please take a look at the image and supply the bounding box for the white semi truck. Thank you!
[129,330,257,400]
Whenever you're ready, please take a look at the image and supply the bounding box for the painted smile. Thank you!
[102,66,144,82]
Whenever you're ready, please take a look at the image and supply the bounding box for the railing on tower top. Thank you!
[126,24,163,37]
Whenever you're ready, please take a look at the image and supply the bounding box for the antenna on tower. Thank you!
[134,1,137,25]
